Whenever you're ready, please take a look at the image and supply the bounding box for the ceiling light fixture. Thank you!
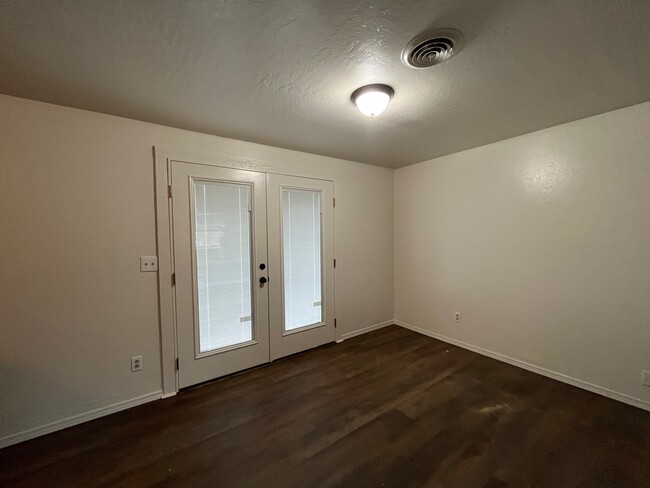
[351,84,394,117]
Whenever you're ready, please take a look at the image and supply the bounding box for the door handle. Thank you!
[259,276,268,285]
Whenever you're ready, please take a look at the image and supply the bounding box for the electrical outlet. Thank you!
[455,312,462,324]
[131,356,143,372]
[140,256,158,272]
[642,370,650,387]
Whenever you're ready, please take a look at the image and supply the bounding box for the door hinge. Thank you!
[175,358,179,371]
[171,273,176,286]
[334,318,337,328]
[334,259,336,268]
[168,185,173,198]
[333,198,336,208]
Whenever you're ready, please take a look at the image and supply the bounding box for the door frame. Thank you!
[153,146,338,397]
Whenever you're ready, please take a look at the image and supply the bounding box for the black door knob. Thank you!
[259,263,266,270]
[259,276,268,284]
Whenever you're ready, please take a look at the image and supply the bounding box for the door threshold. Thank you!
[179,341,337,393]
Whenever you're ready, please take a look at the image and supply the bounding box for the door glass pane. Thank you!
[282,188,322,331]
[193,180,253,353]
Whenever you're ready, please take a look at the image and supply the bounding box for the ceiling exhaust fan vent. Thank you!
[402,29,462,69]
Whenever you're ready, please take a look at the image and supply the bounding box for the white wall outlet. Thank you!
[642,370,650,387]
[455,312,462,323]
[131,356,143,372]
[140,256,158,272]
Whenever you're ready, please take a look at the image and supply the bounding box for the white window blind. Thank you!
[193,180,252,353]
[282,188,322,331]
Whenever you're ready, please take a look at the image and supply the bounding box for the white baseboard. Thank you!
[394,320,650,412]
[337,320,394,342]
[1,323,393,449]
[0,391,162,449]
[7,319,646,449]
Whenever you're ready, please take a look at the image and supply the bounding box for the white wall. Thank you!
[4,92,648,448]
[0,94,394,445]
[395,102,650,409]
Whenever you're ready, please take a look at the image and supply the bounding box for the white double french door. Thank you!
[171,161,334,388]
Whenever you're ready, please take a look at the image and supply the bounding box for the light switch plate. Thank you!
[140,256,158,272]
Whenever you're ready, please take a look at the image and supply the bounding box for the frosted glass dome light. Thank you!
[351,84,394,117]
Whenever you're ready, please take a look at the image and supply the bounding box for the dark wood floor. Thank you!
[2,326,649,487]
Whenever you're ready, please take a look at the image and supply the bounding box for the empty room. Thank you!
[1,1,649,486]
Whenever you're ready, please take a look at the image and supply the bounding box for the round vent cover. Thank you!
[401,29,462,69]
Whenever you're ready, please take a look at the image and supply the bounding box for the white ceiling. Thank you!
[1,1,649,168]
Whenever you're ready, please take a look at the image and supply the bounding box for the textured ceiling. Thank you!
[1,0,649,168]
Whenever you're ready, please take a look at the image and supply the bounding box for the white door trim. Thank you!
[153,146,338,396]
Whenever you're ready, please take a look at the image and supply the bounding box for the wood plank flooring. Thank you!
[2,326,649,487]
